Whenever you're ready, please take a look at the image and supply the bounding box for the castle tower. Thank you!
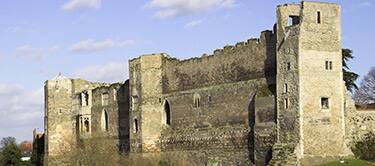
[275,2,347,164]
[44,75,77,165]
[129,54,164,153]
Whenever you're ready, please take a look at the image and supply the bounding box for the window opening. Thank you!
[317,11,321,24]
[284,98,289,109]
[321,97,329,109]
[164,101,171,125]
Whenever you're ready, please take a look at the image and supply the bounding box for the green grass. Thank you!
[317,159,374,166]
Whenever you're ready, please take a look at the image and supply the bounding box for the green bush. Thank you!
[351,132,375,161]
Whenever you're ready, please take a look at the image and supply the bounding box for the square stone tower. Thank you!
[44,76,76,165]
[129,54,165,153]
[275,1,347,165]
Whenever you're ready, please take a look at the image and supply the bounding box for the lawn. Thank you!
[317,159,374,166]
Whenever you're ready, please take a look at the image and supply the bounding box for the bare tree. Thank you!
[0,136,16,149]
[354,67,375,105]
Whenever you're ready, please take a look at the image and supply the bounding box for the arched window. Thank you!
[164,101,171,125]
[84,119,89,132]
[101,110,109,131]
[193,93,201,108]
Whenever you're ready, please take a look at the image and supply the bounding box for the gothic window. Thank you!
[102,92,109,106]
[321,97,329,109]
[164,101,171,125]
[193,93,201,108]
[84,119,90,132]
[101,110,109,131]
[317,11,321,24]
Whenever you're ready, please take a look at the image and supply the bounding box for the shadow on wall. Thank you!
[118,80,130,153]
[248,93,256,163]
[264,29,277,96]
[248,30,276,165]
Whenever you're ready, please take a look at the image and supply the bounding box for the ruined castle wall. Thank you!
[162,31,276,93]
[345,94,375,145]
[90,82,130,152]
[127,29,277,164]
[44,78,105,165]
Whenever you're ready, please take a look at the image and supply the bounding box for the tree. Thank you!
[342,49,359,92]
[351,132,375,161]
[0,143,22,166]
[354,67,375,105]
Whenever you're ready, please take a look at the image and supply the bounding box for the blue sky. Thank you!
[0,0,374,142]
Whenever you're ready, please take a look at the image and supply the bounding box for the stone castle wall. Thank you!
[44,77,129,165]
[345,93,375,146]
[128,28,277,165]
[162,30,276,93]
[44,78,107,165]
[43,2,373,166]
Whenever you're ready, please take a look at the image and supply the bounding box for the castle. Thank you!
[43,2,375,166]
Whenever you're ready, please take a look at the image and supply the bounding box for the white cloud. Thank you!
[62,0,101,11]
[74,62,128,83]
[70,39,135,53]
[184,19,203,28]
[0,84,44,142]
[15,45,58,61]
[145,0,235,18]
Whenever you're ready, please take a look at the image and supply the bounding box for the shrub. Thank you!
[351,132,375,161]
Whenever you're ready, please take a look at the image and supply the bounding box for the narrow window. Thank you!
[329,61,333,70]
[134,118,139,133]
[325,61,333,70]
[284,83,288,93]
[113,89,117,101]
[193,93,201,108]
[208,95,212,103]
[84,120,89,132]
[284,98,289,109]
[81,92,89,106]
[317,11,321,24]
[131,96,138,111]
[80,117,83,132]
[101,110,109,131]
[164,101,171,125]
[286,62,291,71]
[321,97,329,109]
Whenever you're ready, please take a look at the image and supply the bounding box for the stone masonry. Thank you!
[43,1,375,166]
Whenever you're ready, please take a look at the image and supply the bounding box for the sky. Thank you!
[0,0,374,142]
